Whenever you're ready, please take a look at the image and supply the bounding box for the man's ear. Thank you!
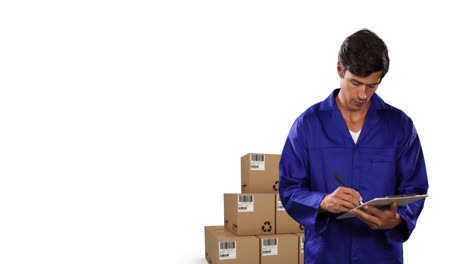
[337,62,344,78]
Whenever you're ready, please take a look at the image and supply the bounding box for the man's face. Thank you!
[337,66,382,112]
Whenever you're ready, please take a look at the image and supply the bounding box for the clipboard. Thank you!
[337,194,428,219]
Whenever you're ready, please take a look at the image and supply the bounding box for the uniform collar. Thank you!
[321,88,387,111]
[323,88,387,144]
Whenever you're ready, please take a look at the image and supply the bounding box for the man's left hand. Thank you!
[352,201,402,230]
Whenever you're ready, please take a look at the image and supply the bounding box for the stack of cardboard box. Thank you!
[204,153,305,264]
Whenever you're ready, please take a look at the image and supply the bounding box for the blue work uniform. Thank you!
[279,89,429,264]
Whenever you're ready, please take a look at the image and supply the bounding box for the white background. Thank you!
[0,1,465,263]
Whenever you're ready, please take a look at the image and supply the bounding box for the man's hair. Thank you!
[338,28,390,80]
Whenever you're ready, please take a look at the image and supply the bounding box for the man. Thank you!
[279,29,429,263]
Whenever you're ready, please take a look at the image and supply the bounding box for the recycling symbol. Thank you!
[273,181,279,191]
[262,221,272,232]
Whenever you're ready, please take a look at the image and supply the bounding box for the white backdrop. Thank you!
[1,1,465,263]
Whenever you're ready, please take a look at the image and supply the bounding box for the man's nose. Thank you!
[357,86,367,100]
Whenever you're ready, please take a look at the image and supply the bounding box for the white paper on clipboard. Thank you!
[337,194,428,219]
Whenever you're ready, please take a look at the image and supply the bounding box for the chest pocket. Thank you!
[369,150,395,165]
[361,149,397,191]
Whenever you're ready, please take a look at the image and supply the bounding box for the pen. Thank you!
[333,171,363,205]
[333,171,349,187]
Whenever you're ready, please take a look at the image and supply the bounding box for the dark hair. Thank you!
[338,29,390,80]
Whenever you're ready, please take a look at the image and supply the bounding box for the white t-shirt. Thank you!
[349,130,361,144]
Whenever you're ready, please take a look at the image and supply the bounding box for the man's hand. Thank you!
[352,201,402,230]
[320,187,362,213]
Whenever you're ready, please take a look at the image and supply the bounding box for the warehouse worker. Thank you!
[279,28,429,264]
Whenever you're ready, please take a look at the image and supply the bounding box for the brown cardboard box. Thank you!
[241,153,280,193]
[257,234,298,264]
[224,193,275,236]
[275,193,304,234]
[295,233,304,264]
[204,226,259,264]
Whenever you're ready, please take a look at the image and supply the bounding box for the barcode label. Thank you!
[263,238,277,246]
[239,195,253,202]
[238,194,254,212]
[219,241,236,260]
[250,153,265,170]
[262,238,278,256]
[220,241,235,249]
[251,154,264,161]
[301,236,304,253]
[277,195,285,211]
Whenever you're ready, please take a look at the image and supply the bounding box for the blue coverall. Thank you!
[279,89,429,264]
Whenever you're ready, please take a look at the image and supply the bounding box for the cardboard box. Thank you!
[257,234,298,264]
[295,233,304,264]
[224,193,275,236]
[241,153,280,193]
[275,193,304,234]
[204,226,259,264]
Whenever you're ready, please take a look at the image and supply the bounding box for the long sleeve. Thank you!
[385,121,429,242]
[279,117,327,228]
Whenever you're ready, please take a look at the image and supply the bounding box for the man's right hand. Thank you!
[319,187,362,213]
